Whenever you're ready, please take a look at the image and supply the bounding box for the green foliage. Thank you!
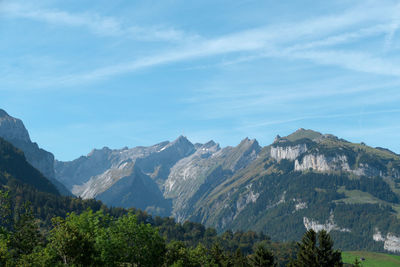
[342,251,400,267]
[353,257,362,267]
[9,203,43,260]
[111,212,166,266]
[48,216,96,266]
[249,244,277,267]
[290,229,342,267]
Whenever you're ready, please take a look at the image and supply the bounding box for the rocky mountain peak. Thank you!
[162,135,195,156]
[286,128,322,142]
[87,146,112,157]
[239,137,255,144]
[0,109,9,118]
[0,109,71,195]
[0,109,31,143]
[202,140,218,149]
[172,135,191,145]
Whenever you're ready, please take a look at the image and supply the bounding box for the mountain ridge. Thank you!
[2,108,400,252]
[0,109,71,195]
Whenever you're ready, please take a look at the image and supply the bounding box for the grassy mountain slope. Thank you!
[185,129,400,252]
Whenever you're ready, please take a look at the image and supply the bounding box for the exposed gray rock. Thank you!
[0,109,70,195]
[295,154,351,172]
[303,212,350,233]
[56,136,196,216]
[164,138,261,222]
[0,109,31,142]
[270,144,307,161]
[373,228,400,252]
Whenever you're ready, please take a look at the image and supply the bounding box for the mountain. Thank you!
[2,108,400,253]
[165,137,261,222]
[0,137,59,195]
[55,135,261,218]
[185,129,400,252]
[54,128,400,253]
[54,136,196,216]
[0,109,70,195]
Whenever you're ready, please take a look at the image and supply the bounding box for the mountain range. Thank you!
[1,109,400,253]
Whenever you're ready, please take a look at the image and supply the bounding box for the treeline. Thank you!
[0,189,345,266]
[224,169,400,251]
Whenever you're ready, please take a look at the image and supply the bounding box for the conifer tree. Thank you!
[289,229,343,267]
[317,230,342,267]
[249,244,276,267]
[210,243,229,266]
[233,248,249,267]
[9,203,43,259]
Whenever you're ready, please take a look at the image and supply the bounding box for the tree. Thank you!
[210,243,229,266]
[233,248,249,267]
[0,190,12,266]
[289,229,343,267]
[0,190,11,233]
[48,216,96,266]
[189,243,212,266]
[9,203,43,259]
[109,212,165,266]
[164,241,190,267]
[249,244,276,267]
[353,258,362,267]
[317,230,342,267]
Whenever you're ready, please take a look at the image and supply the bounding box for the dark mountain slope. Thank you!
[0,109,70,195]
[0,137,59,195]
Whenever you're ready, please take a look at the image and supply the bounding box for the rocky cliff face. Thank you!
[295,154,351,172]
[55,136,261,219]
[270,143,307,161]
[373,229,400,252]
[164,138,261,222]
[0,110,31,142]
[164,141,221,197]
[0,109,70,195]
[303,213,350,233]
[55,136,196,216]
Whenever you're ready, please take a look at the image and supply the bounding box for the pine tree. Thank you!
[249,244,276,267]
[293,229,319,267]
[317,230,342,267]
[210,243,229,267]
[233,248,248,267]
[9,203,43,258]
[290,229,343,267]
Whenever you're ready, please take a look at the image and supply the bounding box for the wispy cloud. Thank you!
[239,108,400,130]
[52,2,400,84]
[1,2,192,42]
[2,0,400,89]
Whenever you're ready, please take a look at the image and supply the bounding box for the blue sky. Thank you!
[1,0,400,160]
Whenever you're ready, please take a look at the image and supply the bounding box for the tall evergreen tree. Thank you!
[249,244,276,267]
[210,243,229,267]
[317,230,342,267]
[289,229,343,267]
[233,248,249,267]
[9,203,43,260]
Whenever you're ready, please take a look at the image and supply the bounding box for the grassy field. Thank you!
[342,251,400,267]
